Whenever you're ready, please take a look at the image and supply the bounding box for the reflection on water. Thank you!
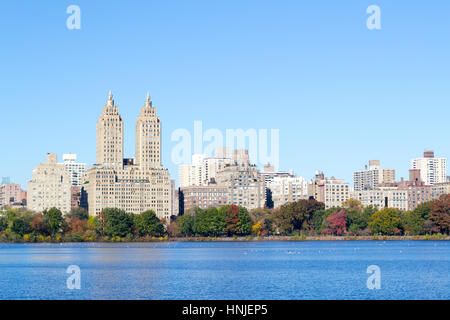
[0,241,449,300]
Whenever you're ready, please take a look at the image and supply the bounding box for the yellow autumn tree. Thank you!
[251,221,262,236]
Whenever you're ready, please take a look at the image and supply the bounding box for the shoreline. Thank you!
[1,235,449,244]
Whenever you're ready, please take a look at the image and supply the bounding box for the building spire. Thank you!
[145,92,152,107]
[107,90,114,106]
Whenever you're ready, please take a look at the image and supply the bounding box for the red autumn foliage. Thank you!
[67,217,88,234]
[430,194,450,234]
[323,209,347,236]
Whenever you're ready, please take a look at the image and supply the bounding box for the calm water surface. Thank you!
[0,241,449,300]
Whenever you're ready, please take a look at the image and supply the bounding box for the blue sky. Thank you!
[0,0,449,188]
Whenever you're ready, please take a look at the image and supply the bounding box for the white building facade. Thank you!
[411,150,447,185]
[27,153,72,213]
[351,188,408,211]
[267,176,308,208]
[61,154,86,187]
[353,160,395,191]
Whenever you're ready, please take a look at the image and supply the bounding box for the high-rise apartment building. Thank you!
[61,154,86,186]
[411,150,447,185]
[178,148,231,187]
[178,164,194,188]
[181,184,229,210]
[27,153,72,213]
[70,186,81,210]
[353,160,395,191]
[351,188,409,211]
[320,178,350,209]
[260,163,295,207]
[83,93,172,220]
[170,180,179,216]
[353,169,433,211]
[267,176,308,208]
[96,91,124,169]
[135,94,162,170]
[215,149,265,210]
[431,182,450,200]
[309,173,350,209]
[0,182,26,207]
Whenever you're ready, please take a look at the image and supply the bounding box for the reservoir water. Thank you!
[0,241,449,300]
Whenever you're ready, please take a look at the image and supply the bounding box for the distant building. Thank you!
[179,164,194,188]
[61,154,86,187]
[351,188,409,211]
[309,173,350,209]
[70,186,81,210]
[405,185,431,211]
[178,148,231,187]
[83,93,172,220]
[215,149,265,210]
[320,178,350,209]
[0,182,26,207]
[411,150,447,185]
[27,153,72,213]
[260,163,295,207]
[267,176,308,208]
[353,160,395,191]
[181,184,229,210]
[170,179,179,216]
[308,170,325,201]
[431,182,450,200]
[1,177,10,184]
[354,169,432,211]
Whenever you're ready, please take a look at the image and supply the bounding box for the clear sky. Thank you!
[1,0,449,189]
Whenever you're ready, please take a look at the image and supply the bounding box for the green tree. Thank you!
[311,209,326,234]
[347,206,376,234]
[402,210,425,235]
[368,208,403,235]
[192,207,227,236]
[236,207,252,235]
[178,214,195,236]
[102,208,133,237]
[414,201,432,220]
[221,205,252,236]
[66,208,89,220]
[249,208,274,235]
[133,210,164,237]
[0,216,8,232]
[11,216,32,236]
[274,199,325,234]
[43,207,64,235]
[342,198,363,211]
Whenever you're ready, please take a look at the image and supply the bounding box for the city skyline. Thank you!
[1,90,449,190]
[1,1,450,189]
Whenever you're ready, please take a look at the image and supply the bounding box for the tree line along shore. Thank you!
[0,195,449,243]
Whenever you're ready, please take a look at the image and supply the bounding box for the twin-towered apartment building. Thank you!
[82,93,172,220]
[26,93,172,221]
